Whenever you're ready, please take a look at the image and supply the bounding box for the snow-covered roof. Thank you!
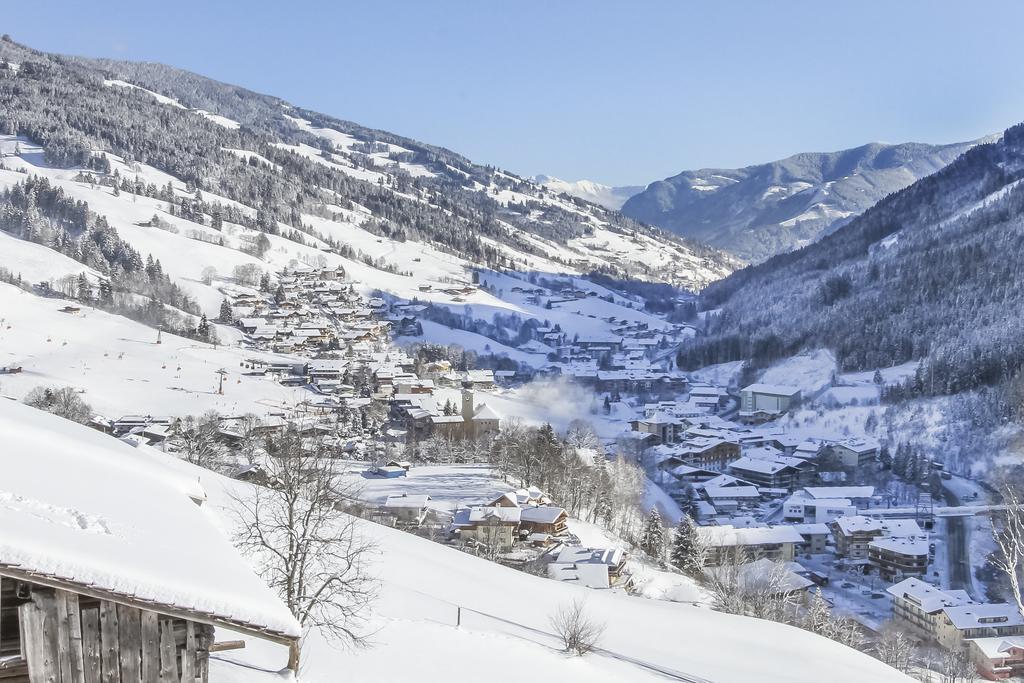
[384,494,431,509]
[943,603,1024,630]
[473,403,500,421]
[802,486,875,500]
[968,635,1024,658]
[0,400,299,641]
[832,515,922,538]
[520,506,566,524]
[835,437,880,453]
[886,578,974,613]
[698,525,804,548]
[741,383,801,397]
[868,536,928,556]
[728,456,797,475]
[453,506,522,526]
[553,547,624,567]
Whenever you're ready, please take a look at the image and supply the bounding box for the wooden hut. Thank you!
[0,400,301,682]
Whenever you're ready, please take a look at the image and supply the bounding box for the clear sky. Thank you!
[7,1,1024,185]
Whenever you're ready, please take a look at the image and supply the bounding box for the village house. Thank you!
[546,547,629,589]
[783,486,875,524]
[791,523,831,555]
[519,506,569,536]
[677,436,740,470]
[382,494,431,527]
[452,506,521,551]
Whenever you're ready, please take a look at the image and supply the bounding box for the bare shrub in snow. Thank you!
[550,599,605,656]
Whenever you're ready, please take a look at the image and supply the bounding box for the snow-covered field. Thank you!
[346,462,511,513]
[0,283,305,416]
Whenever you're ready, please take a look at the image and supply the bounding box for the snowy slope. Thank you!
[158,454,913,683]
[0,133,704,375]
[0,283,306,416]
[0,398,299,638]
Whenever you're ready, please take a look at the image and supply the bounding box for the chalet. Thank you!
[629,411,680,445]
[937,604,1024,654]
[727,455,805,490]
[677,436,740,471]
[969,636,1024,680]
[519,507,568,536]
[382,494,431,527]
[452,507,521,551]
[546,547,629,589]
[0,399,300,683]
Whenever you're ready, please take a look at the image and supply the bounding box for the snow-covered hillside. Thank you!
[622,139,991,261]
[0,38,737,293]
[29,403,907,683]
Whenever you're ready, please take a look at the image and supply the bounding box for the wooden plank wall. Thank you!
[18,589,212,683]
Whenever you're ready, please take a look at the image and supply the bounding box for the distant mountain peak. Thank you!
[532,175,644,211]
[621,138,989,261]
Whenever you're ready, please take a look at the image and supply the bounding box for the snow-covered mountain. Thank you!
[622,139,990,261]
[533,175,644,210]
[0,37,735,296]
[681,126,1024,431]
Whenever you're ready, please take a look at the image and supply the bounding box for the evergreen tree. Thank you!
[640,507,666,563]
[197,314,210,339]
[219,299,233,323]
[670,514,702,574]
[76,272,91,301]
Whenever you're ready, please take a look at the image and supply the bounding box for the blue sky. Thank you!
[8,1,1024,185]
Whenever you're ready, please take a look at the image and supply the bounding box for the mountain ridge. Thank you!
[622,138,991,261]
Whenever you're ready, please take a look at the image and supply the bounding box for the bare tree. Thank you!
[171,412,225,470]
[992,480,1024,617]
[233,430,376,660]
[24,385,92,424]
[940,647,974,683]
[550,599,605,656]
[873,622,916,673]
[704,550,800,624]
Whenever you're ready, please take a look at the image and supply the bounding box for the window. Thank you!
[0,577,26,660]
